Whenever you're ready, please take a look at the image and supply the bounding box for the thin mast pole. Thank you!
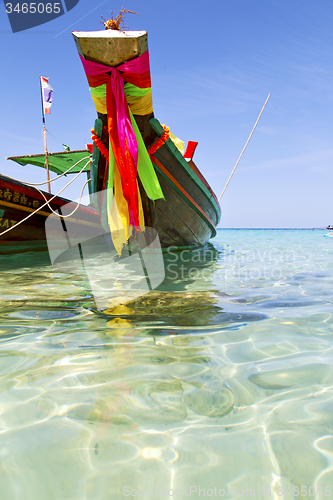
[40,76,51,194]
[218,93,271,202]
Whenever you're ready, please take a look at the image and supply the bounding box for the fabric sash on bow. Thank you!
[79,51,152,227]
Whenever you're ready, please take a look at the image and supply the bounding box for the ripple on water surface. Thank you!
[0,232,332,497]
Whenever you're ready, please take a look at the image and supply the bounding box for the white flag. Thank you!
[41,76,53,115]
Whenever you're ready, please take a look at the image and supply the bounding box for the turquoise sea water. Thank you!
[0,229,333,499]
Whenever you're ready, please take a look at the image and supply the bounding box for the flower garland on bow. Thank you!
[91,127,109,160]
[147,125,170,156]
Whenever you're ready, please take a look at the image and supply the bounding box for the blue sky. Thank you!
[0,0,332,228]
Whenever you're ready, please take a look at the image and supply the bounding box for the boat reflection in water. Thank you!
[44,195,269,472]
[66,242,267,433]
[103,245,267,338]
[46,193,266,339]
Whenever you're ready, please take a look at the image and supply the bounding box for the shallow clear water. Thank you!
[0,229,333,499]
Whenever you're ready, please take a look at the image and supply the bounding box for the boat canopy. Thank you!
[6,150,91,175]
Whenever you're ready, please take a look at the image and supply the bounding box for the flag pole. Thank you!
[40,76,51,194]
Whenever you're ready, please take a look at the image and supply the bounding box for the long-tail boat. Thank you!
[1,26,221,256]
[0,150,102,253]
[72,28,221,252]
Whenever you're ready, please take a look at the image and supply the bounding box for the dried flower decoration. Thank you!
[101,8,138,31]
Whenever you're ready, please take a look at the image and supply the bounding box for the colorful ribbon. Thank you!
[79,51,154,227]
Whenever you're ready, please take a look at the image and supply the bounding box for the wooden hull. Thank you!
[0,174,102,253]
[148,120,220,248]
[88,114,221,249]
[90,115,221,249]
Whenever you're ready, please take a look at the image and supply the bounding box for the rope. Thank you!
[0,160,91,236]
[218,93,271,202]
[34,176,92,217]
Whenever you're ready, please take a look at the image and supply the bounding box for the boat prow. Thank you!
[72,29,221,249]
[72,29,148,66]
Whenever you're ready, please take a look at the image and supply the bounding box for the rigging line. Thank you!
[38,128,68,155]
[6,156,90,186]
[0,160,91,236]
[54,0,109,38]
[218,93,271,202]
[45,128,67,146]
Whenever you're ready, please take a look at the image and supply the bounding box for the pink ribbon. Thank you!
[109,67,138,164]
[79,52,151,169]
[79,51,152,228]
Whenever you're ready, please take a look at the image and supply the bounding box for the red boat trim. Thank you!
[150,156,217,238]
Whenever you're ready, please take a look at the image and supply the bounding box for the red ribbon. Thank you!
[79,51,151,227]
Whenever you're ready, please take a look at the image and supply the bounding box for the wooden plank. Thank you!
[149,118,221,222]
[155,178,205,242]
[154,223,178,247]
[155,206,191,247]
[156,200,199,245]
[155,177,212,247]
[154,146,219,226]
[0,175,101,244]
[151,156,216,237]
